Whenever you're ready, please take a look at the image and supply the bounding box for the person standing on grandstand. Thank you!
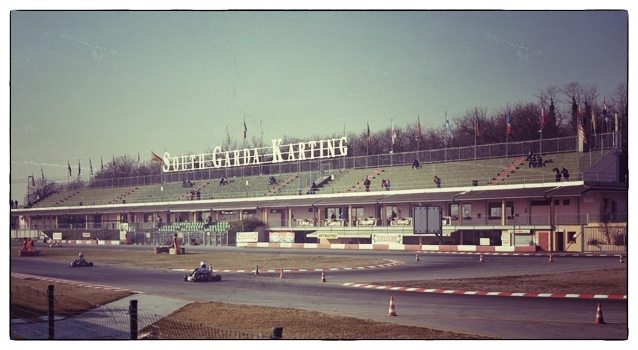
[434,176,441,188]
[552,168,561,182]
[363,177,371,192]
[412,159,421,169]
[172,233,181,254]
[385,179,391,190]
[561,168,570,181]
[381,179,387,190]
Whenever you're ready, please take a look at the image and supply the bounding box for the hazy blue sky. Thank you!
[8,7,630,202]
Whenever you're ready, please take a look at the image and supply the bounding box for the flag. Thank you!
[591,110,597,136]
[367,122,371,145]
[540,102,545,130]
[68,161,72,177]
[31,174,35,187]
[445,114,452,138]
[507,109,512,135]
[579,117,588,144]
[101,156,104,171]
[243,118,247,139]
[603,96,609,129]
[474,110,480,137]
[152,151,164,165]
[138,152,141,166]
[417,116,423,143]
[90,158,93,176]
[391,119,396,145]
[41,168,45,180]
[78,160,81,177]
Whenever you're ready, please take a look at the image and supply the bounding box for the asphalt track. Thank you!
[10,245,629,340]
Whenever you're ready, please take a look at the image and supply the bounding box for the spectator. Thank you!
[363,177,371,192]
[381,179,387,190]
[552,168,562,182]
[172,233,181,254]
[412,159,421,169]
[385,179,391,190]
[562,167,570,181]
[434,175,441,188]
[331,212,336,221]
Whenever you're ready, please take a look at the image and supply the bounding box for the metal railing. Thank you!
[26,133,620,204]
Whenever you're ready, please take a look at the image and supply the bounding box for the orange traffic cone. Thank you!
[254,265,259,276]
[280,269,285,279]
[415,253,420,262]
[387,296,397,317]
[548,254,554,263]
[321,271,326,283]
[594,303,606,324]
[479,253,484,263]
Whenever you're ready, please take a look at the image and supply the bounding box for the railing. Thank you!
[22,133,622,208]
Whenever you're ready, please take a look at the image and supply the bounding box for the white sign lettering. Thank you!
[162,137,348,172]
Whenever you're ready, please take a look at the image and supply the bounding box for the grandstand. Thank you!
[10,134,627,254]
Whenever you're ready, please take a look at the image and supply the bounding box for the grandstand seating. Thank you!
[27,151,606,208]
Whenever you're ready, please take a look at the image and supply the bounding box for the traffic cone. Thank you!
[387,296,397,317]
[415,253,420,262]
[279,269,285,279]
[548,254,554,263]
[619,255,624,263]
[594,303,606,324]
[479,253,484,263]
[254,265,259,276]
[321,271,326,283]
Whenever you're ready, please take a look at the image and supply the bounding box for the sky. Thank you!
[6,2,632,203]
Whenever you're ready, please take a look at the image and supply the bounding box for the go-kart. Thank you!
[183,270,221,282]
[69,259,94,267]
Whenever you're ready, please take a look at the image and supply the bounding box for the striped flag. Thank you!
[507,109,512,135]
[151,151,164,165]
[243,118,248,139]
[391,119,396,145]
[579,117,588,144]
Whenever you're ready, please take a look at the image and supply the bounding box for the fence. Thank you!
[10,284,278,340]
[26,133,619,205]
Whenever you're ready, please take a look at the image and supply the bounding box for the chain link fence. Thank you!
[11,284,275,340]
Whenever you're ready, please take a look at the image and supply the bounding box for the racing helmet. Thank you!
[200,260,207,268]
[79,252,84,257]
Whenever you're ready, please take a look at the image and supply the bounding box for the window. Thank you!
[488,202,513,219]
[352,207,364,221]
[462,204,472,220]
[563,199,570,206]
[568,232,577,243]
[449,204,459,219]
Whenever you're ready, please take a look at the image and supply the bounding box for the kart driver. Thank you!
[196,260,210,274]
[75,252,86,264]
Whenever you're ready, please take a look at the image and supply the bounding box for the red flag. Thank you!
[31,175,35,187]
[243,118,247,139]
[475,112,480,137]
